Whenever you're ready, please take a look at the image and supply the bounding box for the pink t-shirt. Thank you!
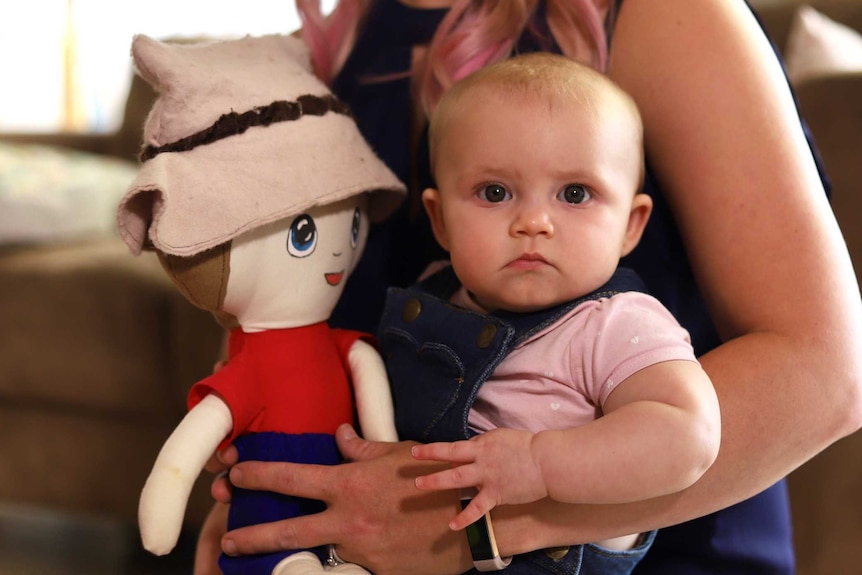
[452,289,698,434]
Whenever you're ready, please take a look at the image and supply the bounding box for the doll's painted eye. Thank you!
[351,207,361,249]
[287,214,317,257]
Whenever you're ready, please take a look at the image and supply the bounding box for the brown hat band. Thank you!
[139,94,352,162]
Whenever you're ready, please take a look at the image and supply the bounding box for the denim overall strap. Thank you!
[378,267,647,443]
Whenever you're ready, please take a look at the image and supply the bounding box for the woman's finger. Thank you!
[204,444,238,474]
[335,423,409,462]
[222,508,338,557]
[210,470,232,504]
[229,460,337,501]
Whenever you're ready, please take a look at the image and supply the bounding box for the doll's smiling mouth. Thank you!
[325,271,345,286]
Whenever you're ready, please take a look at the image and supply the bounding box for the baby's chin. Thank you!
[475,292,573,315]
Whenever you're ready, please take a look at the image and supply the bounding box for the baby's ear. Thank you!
[621,193,653,257]
[421,188,450,252]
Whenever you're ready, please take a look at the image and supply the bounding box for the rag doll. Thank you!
[116,34,405,575]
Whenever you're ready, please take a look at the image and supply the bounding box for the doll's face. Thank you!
[223,194,369,331]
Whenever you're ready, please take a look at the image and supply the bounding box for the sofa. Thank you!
[0,72,224,529]
[754,3,862,574]
[0,1,860,572]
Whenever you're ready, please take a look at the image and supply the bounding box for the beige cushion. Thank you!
[785,5,862,83]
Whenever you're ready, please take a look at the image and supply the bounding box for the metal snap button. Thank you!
[544,546,570,560]
[402,298,422,322]
[476,324,497,348]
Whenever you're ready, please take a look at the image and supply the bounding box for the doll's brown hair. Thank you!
[158,243,239,330]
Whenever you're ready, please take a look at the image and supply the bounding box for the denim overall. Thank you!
[378,266,657,575]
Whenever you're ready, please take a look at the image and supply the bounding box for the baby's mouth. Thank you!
[507,252,550,269]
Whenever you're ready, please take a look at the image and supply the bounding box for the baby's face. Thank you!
[425,89,648,313]
[223,195,369,330]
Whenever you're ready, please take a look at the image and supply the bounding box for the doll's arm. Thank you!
[348,339,397,442]
[139,394,234,555]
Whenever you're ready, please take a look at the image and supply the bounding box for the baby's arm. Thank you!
[139,394,233,555]
[413,359,720,530]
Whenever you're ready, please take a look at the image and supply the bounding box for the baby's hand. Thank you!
[411,428,547,530]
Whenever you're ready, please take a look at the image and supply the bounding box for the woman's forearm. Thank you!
[493,328,862,555]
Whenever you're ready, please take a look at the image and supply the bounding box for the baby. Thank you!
[378,53,721,573]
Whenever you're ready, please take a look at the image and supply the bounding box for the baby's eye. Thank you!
[477,184,511,203]
[287,213,317,257]
[559,184,591,205]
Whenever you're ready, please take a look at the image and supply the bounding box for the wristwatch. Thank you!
[460,488,512,571]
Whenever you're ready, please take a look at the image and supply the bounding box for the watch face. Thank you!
[462,500,497,561]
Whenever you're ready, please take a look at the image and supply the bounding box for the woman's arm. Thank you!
[204,0,862,571]
[491,0,862,552]
[613,0,862,520]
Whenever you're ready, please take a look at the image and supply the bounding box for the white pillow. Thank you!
[785,5,862,84]
[0,142,137,245]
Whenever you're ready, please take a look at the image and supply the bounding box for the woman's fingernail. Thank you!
[223,539,237,556]
[230,468,242,484]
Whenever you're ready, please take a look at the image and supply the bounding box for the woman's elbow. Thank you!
[813,329,862,441]
[832,367,862,439]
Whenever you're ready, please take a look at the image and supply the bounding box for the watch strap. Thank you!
[460,488,513,571]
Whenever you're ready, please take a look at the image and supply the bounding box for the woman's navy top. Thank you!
[329,1,829,573]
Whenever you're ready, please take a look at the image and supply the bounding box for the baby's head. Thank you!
[423,53,652,313]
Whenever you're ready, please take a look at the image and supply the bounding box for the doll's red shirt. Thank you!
[187,323,369,449]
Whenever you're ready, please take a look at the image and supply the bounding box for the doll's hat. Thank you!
[117,34,406,256]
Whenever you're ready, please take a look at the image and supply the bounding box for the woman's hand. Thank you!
[219,424,472,575]
[205,445,238,504]
[194,502,229,575]
[192,445,238,575]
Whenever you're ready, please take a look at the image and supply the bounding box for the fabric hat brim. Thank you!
[118,112,405,256]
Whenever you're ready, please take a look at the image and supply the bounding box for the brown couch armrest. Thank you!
[795,72,862,273]
[754,0,862,56]
[789,72,862,575]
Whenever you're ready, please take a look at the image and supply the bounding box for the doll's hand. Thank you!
[412,428,547,531]
[219,424,472,575]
